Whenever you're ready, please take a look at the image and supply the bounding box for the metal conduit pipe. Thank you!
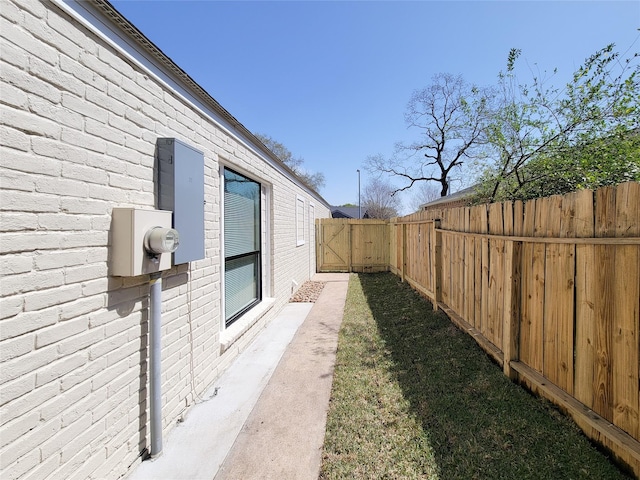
[149,271,163,457]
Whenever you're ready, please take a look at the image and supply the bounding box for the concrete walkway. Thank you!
[130,273,349,480]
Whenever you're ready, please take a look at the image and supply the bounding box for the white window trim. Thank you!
[296,195,305,247]
[262,184,272,300]
[308,202,315,244]
[219,163,274,350]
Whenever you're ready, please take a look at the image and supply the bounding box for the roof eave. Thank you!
[70,0,330,207]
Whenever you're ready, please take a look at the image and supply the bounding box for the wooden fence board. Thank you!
[594,244,615,423]
[514,201,524,235]
[613,244,640,439]
[351,223,362,269]
[504,201,514,236]
[575,244,596,409]
[418,224,424,276]
[397,223,403,275]
[454,232,465,315]
[389,222,397,274]
[543,243,575,394]
[441,234,450,305]
[612,182,640,439]
[449,211,459,312]
[415,223,421,276]
[543,194,577,394]
[540,195,561,383]
[465,235,476,326]
[573,189,596,409]
[429,222,436,292]
[596,186,618,237]
[422,223,434,292]
[472,206,484,329]
[418,223,424,290]
[525,243,546,374]
[544,195,563,236]
[407,223,415,283]
[520,199,545,373]
[481,239,490,341]
[466,208,476,323]
[503,240,522,379]
[593,187,617,422]
[487,203,505,348]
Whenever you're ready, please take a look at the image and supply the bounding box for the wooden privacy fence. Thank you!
[317,181,640,475]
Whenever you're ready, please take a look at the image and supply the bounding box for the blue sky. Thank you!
[111,1,639,212]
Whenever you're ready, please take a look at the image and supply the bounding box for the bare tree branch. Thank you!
[369,73,493,198]
[361,177,403,218]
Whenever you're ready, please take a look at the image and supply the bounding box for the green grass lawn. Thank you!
[320,273,631,480]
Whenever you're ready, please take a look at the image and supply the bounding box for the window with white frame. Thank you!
[296,195,305,246]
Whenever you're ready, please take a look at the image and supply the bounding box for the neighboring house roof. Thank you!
[420,185,477,211]
[331,206,369,219]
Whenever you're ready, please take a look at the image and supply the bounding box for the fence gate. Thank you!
[316,219,390,272]
[316,220,350,272]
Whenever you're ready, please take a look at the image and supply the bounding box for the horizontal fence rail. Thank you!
[317,182,640,476]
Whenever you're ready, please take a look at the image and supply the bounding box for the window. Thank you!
[296,195,305,246]
[223,168,261,327]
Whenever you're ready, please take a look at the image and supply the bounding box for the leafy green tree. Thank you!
[477,44,640,202]
[367,73,493,197]
[255,133,326,192]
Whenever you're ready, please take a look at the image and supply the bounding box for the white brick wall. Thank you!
[0,1,330,479]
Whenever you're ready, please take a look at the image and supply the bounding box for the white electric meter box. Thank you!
[156,138,205,264]
[111,208,174,276]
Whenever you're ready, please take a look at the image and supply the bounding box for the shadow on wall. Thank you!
[358,273,630,480]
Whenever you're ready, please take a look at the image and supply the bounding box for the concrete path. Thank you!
[129,273,349,480]
[215,273,349,480]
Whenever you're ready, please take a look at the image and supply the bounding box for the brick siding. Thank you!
[0,1,330,478]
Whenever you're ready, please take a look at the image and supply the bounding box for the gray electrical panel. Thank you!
[156,138,205,264]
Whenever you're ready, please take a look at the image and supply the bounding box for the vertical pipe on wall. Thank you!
[149,272,163,457]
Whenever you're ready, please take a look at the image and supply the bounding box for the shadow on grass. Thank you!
[358,273,629,480]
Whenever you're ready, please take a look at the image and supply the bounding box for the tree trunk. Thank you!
[440,180,449,197]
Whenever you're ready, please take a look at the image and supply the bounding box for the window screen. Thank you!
[224,168,261,326]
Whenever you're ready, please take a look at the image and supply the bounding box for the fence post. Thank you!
[347,221,352,272]
[432,220,442,310]
[503,240,522,379]
[400,222,406,282]
[388,221,394,274]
